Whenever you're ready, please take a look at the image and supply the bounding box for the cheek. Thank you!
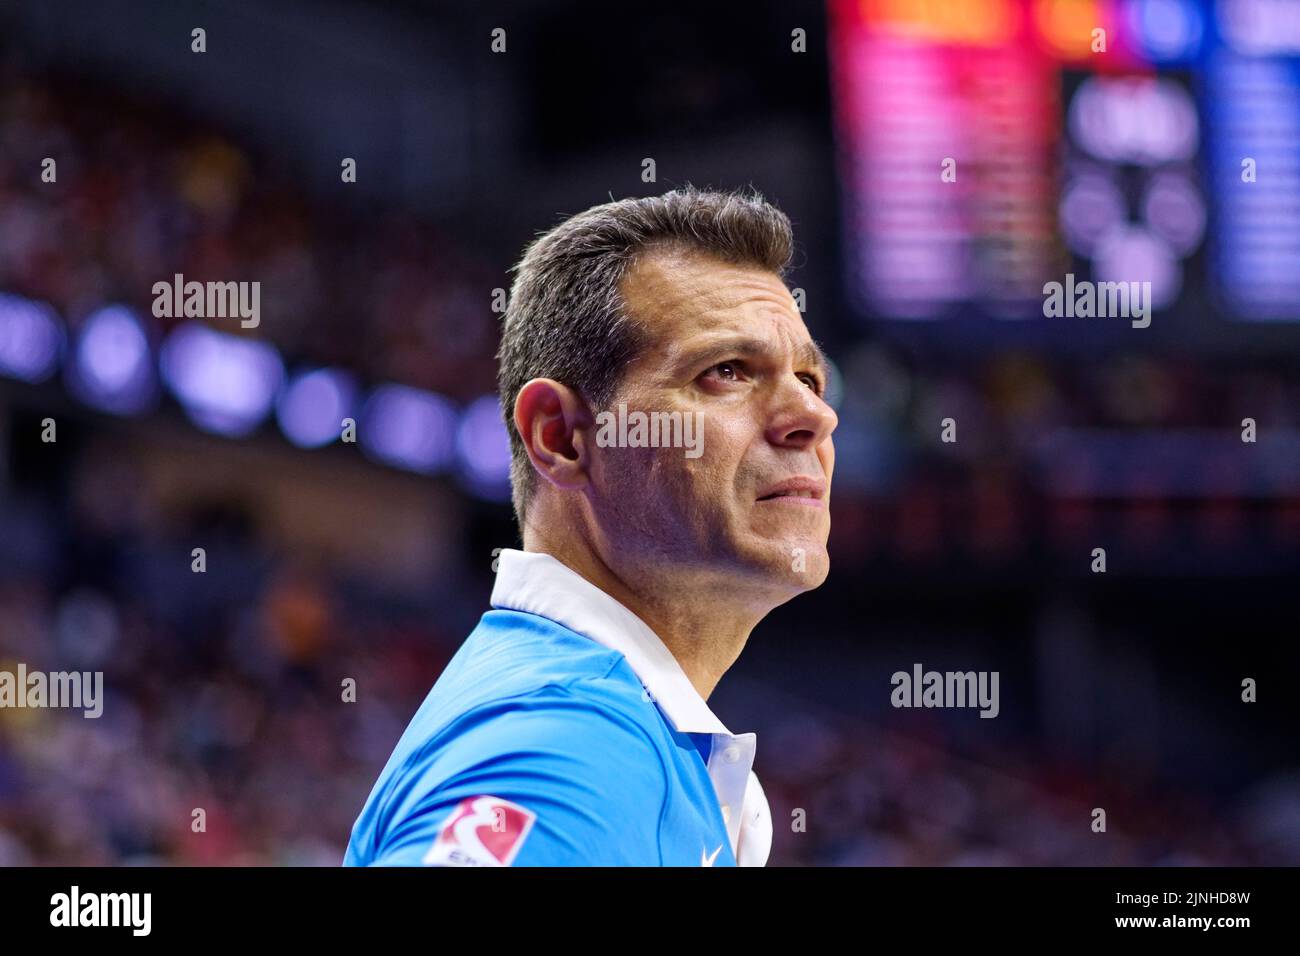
[650,445,711,505]
[646,421,747,516]
[698,418,751,488]
[819,438,836,482]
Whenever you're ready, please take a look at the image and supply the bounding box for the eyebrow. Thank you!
[672,336,830,378]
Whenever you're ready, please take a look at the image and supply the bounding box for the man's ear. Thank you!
[513,378,594,493]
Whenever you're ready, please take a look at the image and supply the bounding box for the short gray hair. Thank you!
[497,185,795,527]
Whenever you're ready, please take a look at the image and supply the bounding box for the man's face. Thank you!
[587,249,837,595]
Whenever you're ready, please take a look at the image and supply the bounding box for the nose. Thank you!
[764,375,837,450]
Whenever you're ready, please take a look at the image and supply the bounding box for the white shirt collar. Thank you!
[489,547,732,736]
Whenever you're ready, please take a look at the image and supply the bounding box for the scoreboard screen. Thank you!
[829,0,1300,326]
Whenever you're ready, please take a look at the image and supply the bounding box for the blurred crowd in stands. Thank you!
[0,55,501,401]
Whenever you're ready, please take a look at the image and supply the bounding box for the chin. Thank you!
[793,549,831,591]
[741,538,830,594]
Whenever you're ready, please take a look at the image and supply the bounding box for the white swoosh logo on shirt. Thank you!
[701,844,722,867]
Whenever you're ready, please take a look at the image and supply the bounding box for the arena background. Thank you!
[0,0,1297,865]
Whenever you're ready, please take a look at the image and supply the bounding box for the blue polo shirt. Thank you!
[344,548,771,867]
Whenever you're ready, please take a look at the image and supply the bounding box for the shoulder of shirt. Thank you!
[432,607,655,716]
[391,667,672,839]
[395,607,672,779]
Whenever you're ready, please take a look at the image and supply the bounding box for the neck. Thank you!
[522,525,770,701]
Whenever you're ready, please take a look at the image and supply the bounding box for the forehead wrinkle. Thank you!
[626,252,793,320]
[662,285,800,346]
[713,276,796,314]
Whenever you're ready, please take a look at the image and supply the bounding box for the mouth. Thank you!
[756,477,827,506]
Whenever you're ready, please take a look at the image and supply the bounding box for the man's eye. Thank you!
[799,373,823,393]
[706,361,740,382]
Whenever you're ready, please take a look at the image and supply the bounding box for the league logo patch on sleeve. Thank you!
[422,795,537,867]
